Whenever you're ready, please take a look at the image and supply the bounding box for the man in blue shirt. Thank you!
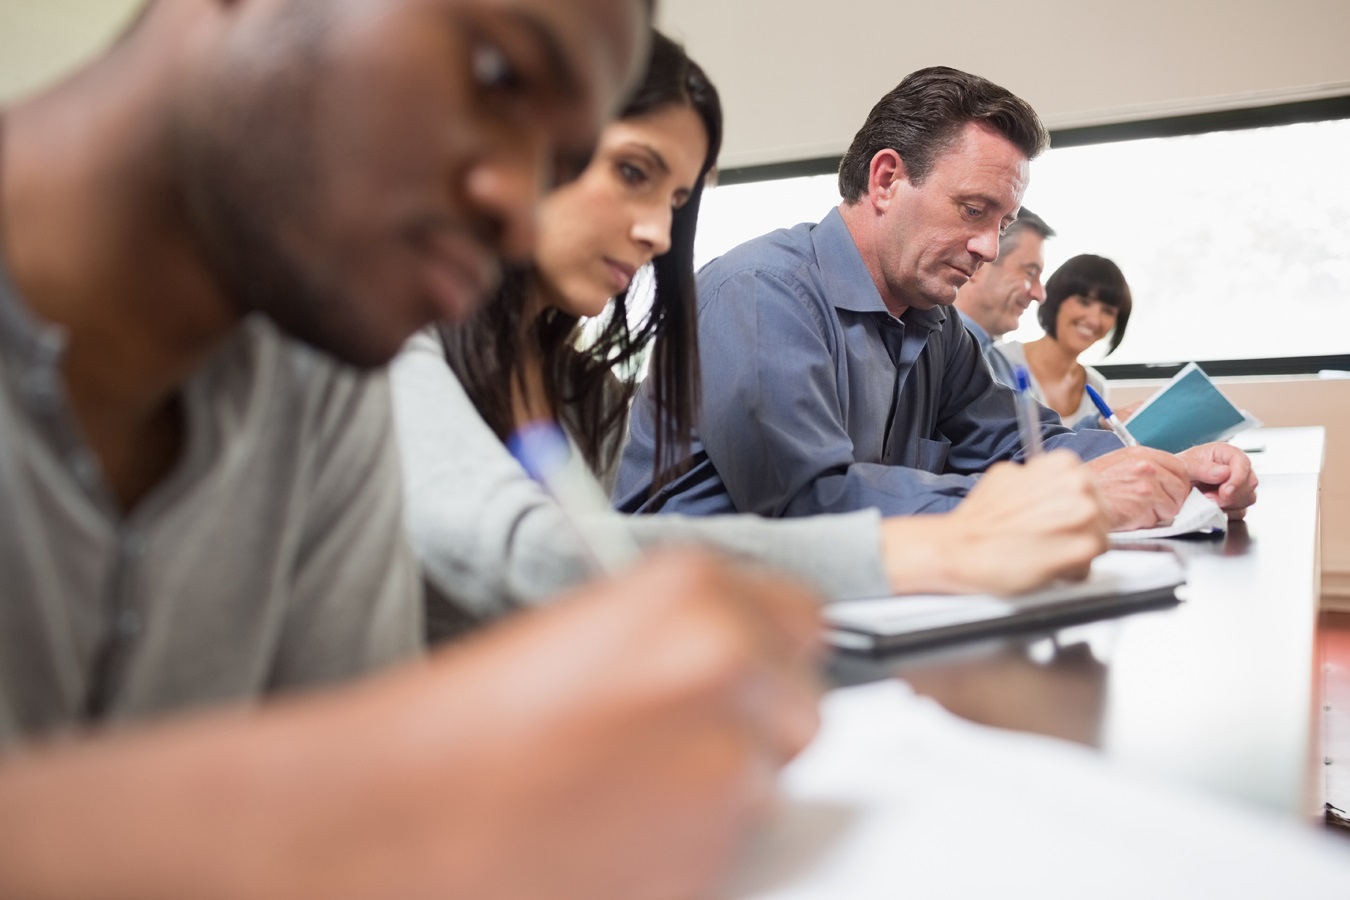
[954,211,1125,432]
[615,66,1257,530]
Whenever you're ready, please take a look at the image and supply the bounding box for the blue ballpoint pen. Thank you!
[1012,365,1043,458]
[1084,384,1140,447]
[508,420,641,574]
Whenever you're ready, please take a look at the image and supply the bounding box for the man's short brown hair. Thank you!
[838,66,1049,202]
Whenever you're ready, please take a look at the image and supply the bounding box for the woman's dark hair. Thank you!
[838,66,1049,203]
[1038,254,1133,355]
[439,30,721,487]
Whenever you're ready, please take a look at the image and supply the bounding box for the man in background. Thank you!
[0,1,822,896]
[953,208,1053,386]
[954,211,1133,431]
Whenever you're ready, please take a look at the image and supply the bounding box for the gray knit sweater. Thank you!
[389,330,891,620]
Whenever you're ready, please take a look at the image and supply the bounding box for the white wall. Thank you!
[657,0,1350,168]
[9,1,1350,158]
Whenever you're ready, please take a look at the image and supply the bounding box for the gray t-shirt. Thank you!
[0,264,422,746]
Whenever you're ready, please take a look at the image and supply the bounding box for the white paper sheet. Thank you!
[726,680,1350,899]
[1110,487,1227,542]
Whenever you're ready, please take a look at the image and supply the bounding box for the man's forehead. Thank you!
[936,122,1030,207]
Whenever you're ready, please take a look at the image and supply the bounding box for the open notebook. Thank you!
[1124,362,1261,453]
[826,550,1185,652]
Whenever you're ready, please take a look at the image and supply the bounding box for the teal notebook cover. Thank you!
[1124,362,1258,453]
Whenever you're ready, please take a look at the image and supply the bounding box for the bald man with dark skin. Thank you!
[0,2,823,897]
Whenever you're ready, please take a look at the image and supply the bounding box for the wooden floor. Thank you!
[1321,611,1350,830]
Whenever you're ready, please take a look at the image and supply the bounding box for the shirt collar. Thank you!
[0,252,68,371]
[810,206,947,332]
[957,309,994,350]
[0,111,71,371]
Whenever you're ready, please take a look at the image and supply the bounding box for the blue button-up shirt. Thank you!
[614,208,1121,518]
[957,309,1017,388]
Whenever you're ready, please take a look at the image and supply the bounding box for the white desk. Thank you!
[830,427,1326,817]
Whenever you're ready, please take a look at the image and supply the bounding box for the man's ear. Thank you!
[868,149,909,210]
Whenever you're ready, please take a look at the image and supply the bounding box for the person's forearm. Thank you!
[624,509,891,602]
[0,658,486,900]
[776,465,974,519]
[0,551,825,900]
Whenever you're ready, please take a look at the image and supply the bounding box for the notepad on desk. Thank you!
[1109,488,1226,542]
[1124,362,1261,453]
[825,550,1185,652]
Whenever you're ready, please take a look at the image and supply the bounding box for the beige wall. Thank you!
[0,1,142,103]
[658,0,1350,168]
[9,1,1350,166]
[1111,377,1350,610]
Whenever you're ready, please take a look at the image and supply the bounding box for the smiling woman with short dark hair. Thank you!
[1001,253,1134,425]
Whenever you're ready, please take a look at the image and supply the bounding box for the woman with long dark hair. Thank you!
[391,33,1107,630]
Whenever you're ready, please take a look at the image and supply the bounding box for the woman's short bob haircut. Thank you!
[1038,253,1133,355]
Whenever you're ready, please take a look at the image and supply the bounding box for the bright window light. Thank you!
[693,118,1350,366]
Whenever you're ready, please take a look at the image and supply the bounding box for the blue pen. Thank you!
[508,420,641,574]
[1012,366,1043,458]
[1084,384,1139,447]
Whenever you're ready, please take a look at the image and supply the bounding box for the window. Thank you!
[693,114,1350,370]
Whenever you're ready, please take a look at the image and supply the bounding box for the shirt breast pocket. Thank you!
[914,436,951,473]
